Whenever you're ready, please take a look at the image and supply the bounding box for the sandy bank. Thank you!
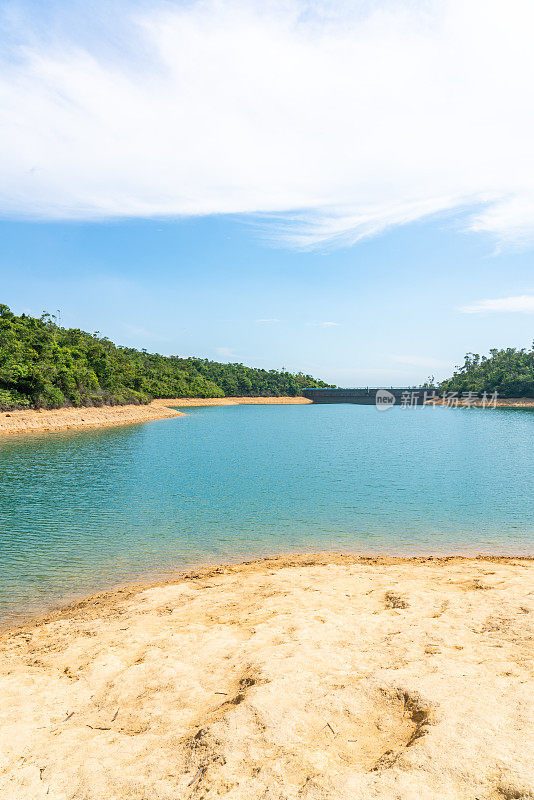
[486,398,534,407]
[425,397,534,408]
[1,553,532,799]
[0,402,184,435]
[152,396,312,407]
[0,397,310,434]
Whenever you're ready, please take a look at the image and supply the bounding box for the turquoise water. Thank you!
[0,403,533,622]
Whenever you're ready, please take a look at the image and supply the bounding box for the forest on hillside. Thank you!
[439,344,534,398]
[0,305,331,410]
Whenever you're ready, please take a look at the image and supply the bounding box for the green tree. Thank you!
[440,345,534,398]
[0,304,332,409]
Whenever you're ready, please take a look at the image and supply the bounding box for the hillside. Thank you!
[0,305,330,410]
[440,344,534,398]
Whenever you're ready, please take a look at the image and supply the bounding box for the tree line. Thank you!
[439,344,534,398]
[0,305,331,410]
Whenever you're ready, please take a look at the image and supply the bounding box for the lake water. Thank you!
[0,403,533,623]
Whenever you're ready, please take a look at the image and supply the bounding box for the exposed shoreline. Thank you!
[426,397,534,408]
[2,549,533,634]
[0,396,311,435]
[3,551,532,633]
[1,552,532,799]
[488,397,534,407]
[151,395,312,407]
[1,394,532,435]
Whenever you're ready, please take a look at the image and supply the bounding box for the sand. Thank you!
[0,397,311,435]
[492,398,534,407]
[151,396,312,407]
[0,553,532,800]
[426,398,534,409]
[0,403,184,434]
[2,395,530,435]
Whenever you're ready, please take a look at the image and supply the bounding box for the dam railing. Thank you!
[301,388,423,404]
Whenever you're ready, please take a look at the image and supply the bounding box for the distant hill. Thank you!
[0,305,331,410]
[439,344,534,398]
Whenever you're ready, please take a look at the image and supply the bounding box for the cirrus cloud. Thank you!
[459,295,534,313]
[0,0,533,248]
[389,354,454,369]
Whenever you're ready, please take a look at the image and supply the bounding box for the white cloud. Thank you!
[256,318,280,324]
[122,323,169,342]
[389,355,453,369]
[215,346,236,359]
[459,295,534,313]
[1,0,534,247]
[469,199,534,248]
[307,321,341,328]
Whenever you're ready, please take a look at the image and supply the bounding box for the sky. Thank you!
[0,0,533,386]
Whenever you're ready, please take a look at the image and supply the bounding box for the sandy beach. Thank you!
[491,398,534,407]
[1,553,532,799]
[151,396,312,407]
[1,395,531,435]
[0,397,311,435]
[426,398,534,409]
[0,402,184,435]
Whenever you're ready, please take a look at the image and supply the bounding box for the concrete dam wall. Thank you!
[301,388,423,405]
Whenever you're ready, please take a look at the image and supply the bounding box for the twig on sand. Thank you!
[214,692,228,695]
[86,725,111,731]
[187,766,206,787]
[39,767,46,780]
[62,712,74,722]
[111,709,119,722]
[325,722,337,736]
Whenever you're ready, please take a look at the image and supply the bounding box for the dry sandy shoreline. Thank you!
[1,552,532,799]
[426,398,534,408]
[1,395,531,435]
[151,396,312,407]
[491,398,534,407]
[0,396,311,435]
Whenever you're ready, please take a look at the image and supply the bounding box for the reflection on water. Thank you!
[0,404,533,622]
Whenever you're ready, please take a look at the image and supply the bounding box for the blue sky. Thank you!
[0,0,533,385]
[2,213,532,386]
